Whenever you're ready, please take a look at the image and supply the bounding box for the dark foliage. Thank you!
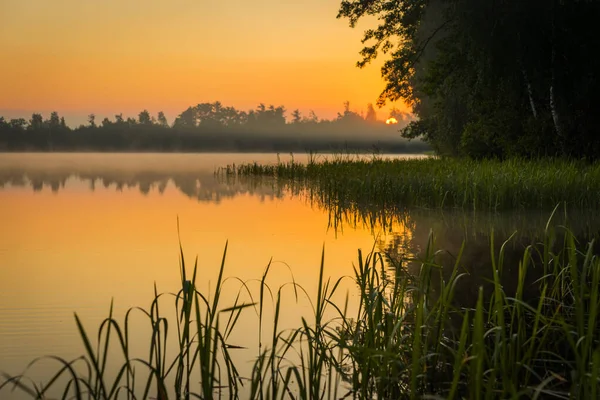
[338,0,600,159]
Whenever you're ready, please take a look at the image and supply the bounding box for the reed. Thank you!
[2,213,600,399]
[224,156,600,211]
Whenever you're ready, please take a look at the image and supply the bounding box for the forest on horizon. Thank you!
[0,101,429,153]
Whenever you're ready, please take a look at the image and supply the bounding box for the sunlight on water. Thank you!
[2,153,598,399]
[0,153,419,399]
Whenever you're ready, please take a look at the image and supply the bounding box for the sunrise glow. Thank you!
[0,0,410,124]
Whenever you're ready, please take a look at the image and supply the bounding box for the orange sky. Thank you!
[0,0,409,126]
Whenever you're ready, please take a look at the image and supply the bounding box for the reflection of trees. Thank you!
[292,186,600,310]
[0,168,283,204]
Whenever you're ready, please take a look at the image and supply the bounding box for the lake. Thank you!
[1,153,598,399]
[0,153,424,398]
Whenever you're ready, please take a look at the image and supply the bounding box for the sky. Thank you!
[0,0,409,126]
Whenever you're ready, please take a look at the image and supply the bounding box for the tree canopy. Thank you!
[338,0,600,159]
[0,102,426,153]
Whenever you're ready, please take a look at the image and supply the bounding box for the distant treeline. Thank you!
[0,102,429,153]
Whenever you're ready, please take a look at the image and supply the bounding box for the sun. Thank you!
[386,117,398,125]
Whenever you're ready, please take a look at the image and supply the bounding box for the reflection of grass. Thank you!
[2,217,600,398]
[227,157,600,211]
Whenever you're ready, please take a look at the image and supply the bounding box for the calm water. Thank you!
[1,153,598,398]
[0,153,423,398]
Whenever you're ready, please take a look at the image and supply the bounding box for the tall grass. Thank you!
[2,214,600,398]
[223,157,600,211]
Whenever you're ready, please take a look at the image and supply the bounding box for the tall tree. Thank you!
[30,113,44,130]
[174,107,196,127]
[157,111,169,127]
[49,112,60,129]
[291,109,302,124]
[138,110,152,125]
[365,103,377,123]
[338,0,600,158]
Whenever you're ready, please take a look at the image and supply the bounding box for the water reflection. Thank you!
[216,171,600,293]
[323,201,600,311]
[2,154,599,397]
[226,164,600,307]
[226,171,600,272]
[0,153,387,392]
[0,155,283,203]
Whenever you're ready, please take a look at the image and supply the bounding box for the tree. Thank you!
[49,112,60,129]
[337,101,362,122]
[220,106,245,126]
[30,113,44,130]
[365,103,377,123]
[337,1,427,107]
[138,110,152,125]
[10,118,27,130]
[291,109,302,124]
[174,107,196,127]
[88,114,96,128]
[157,111,169,127]
[196,103,220,127]
[338,0,600,158]
[306,110,319,123]
[254,104,286,126]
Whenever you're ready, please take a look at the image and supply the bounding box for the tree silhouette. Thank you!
[138,110,152,125]
[30,114,43,130]
[365,103,377,123]
[174,107,196,127]
[10,118,27,130]
[157,111,169,127]
[0,102,428,153]
[291,109,302,124]
[49,112,60,128]
[338,0,600,158]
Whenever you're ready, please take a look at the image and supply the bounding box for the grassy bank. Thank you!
[225,156,600,211]
[2,215,600,399]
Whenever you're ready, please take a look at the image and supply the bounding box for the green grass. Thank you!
[2,214,600,399]
[222,156,600,211]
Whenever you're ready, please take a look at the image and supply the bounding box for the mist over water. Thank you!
[0,153,418,398]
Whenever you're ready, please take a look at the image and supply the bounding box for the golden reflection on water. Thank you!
[4,153,597,398]
[0,153,415,396]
